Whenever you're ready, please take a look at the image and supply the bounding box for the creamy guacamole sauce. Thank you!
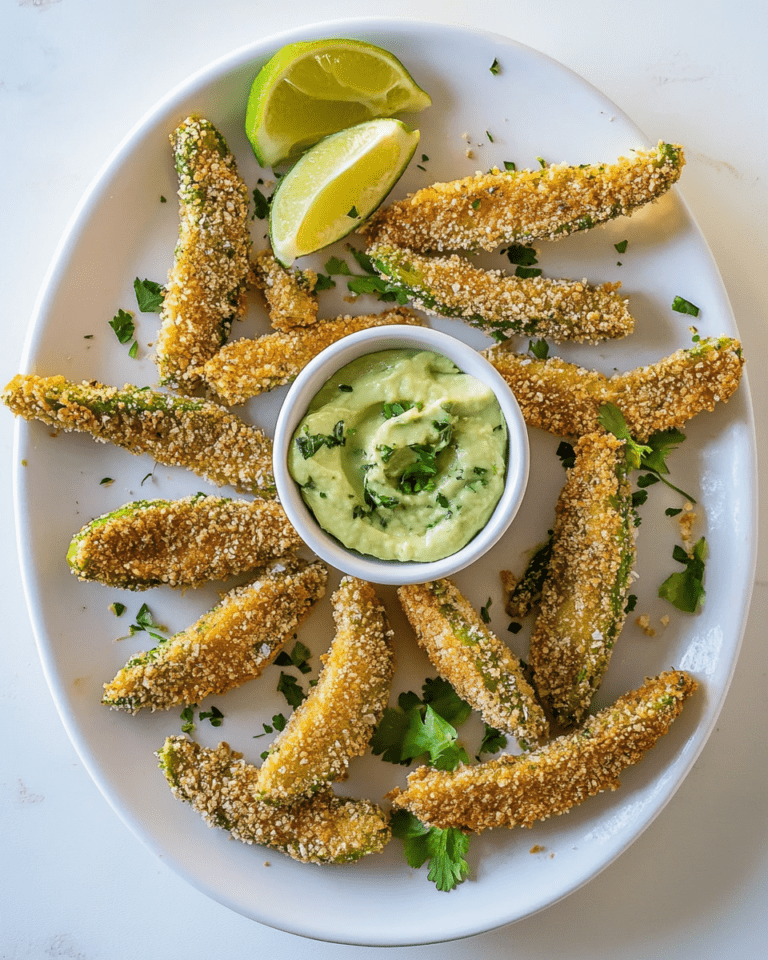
[288,348,508,562]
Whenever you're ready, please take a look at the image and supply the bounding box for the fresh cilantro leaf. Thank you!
[128,340,139,359]
[624,593,638,614]
[501,244,538,267]
[421,677,472,728]
[503,160,516,171]
[99,477,114,486]
[515,265,542,279]
[180,705,196,733]
[160,195,167,203]
[476,724,507,759]
[277,672,306,708]
[324,256,351,276]
[471,199,481,210]
[346,274,409,303]
[665,507,683,517]
[133,277,164,313]
[274,640,312,674]
[398,444,439,494]
[199,705,224,727]
[658,536,707,612]
[313,273,336,291]
[528,338,550,361]
[597,402,652,471]
[295,421,346,459]
[383,400,419,419]
[122,603,168,643]
[251,186,270,219]
[424,824,470,891]
[347,205,359,218]
[486,130,494,142]
[480,597,492,623]
[556,440,576,469]
[346,245,377,275]
[489,58,500,75]
[436,492,450,509]
[614,239,628,254]
[109,602,126,617]
[672,295,700,317]
[109,308,135,344]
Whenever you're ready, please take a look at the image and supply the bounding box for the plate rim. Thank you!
[12,16,759,945]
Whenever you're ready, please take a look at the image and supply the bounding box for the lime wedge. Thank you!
[246,38,431,167]
[269,118,419,267]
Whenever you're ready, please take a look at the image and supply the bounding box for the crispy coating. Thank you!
[157,736,390,864]
[202,307,423,405]
[484,336,744,440]
[361,142,685,253]
[102,559,327,713]
[257,577,394,805]
[67,494,301,589]
[389,670,697,832]
[529,433,636,725]
[502,535,554,620]
[368,244,633,344]
[155,117,251,388]
[2,374,276,496]
[398,579,548,742]
[252,248,319,332]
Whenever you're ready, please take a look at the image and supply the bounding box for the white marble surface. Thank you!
[2,1,766,956]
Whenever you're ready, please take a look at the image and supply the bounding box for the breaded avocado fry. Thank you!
[257,577,394,805]
[528,433,636,726]
[102,559,327,713]
[202,306,423,406]
[389,670,697,832]
[398,579,548,743]
[157,736,390,864]
[155,117,251,388]
[252,248,319,331]
[484,336,744,440]
[361,142,684,253]
[67,494,301,589]
[368,244,634,344]
[2,375,276,496]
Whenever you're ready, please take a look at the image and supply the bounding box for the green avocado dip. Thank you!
[288,348,508,562]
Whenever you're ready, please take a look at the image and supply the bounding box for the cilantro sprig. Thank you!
[133,277,164,313]
[390,811,470,892]
[295,421,346,459]
[659,537,707,612]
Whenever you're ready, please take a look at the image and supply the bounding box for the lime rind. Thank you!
[246,38,431,167]
[269,118,420,267]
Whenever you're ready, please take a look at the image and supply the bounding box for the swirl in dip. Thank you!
[287,348,508,562]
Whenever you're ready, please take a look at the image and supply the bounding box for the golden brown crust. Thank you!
[158,736,390,864]
[155,117,251,388]
[368,243,634,344]
[361,143,685,252]
[202,307,423,405]
[529,433,636,725]
[251,248,319,332]
[103,559,327,713]
[398,579,548,742]
[2,374,276,496]
[389,670,697,832]
[484,337,744,441]
[257,577,394,805]
[68,494,301,588]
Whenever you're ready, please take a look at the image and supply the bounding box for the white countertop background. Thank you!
[2,1,766,957]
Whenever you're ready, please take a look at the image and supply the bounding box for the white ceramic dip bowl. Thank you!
[273,324,529,585]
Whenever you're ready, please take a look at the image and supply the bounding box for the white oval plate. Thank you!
[13,19,756,946]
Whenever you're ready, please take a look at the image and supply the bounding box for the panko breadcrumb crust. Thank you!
[67,494,301,589]
[398,579,549,742]
[389,670,697,832]
[157,736,390,864]
[155,117,251,389]
[484,336,744,440]
[361,142,684,252]
[103,559,327,713]
[1,374,276,497]
[202,306,423,405]
[257,577,395,806]
[368,243,634,344]
[529,433,636,725]
[251,248,319,331]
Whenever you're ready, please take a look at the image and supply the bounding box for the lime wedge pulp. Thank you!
[246,38,431,168]
[269,118,419,267]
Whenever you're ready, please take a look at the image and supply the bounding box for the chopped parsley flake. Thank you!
[489,58,501,75]
[108,308,135,344]
[672,295,700,317]
[614,239,628,254]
